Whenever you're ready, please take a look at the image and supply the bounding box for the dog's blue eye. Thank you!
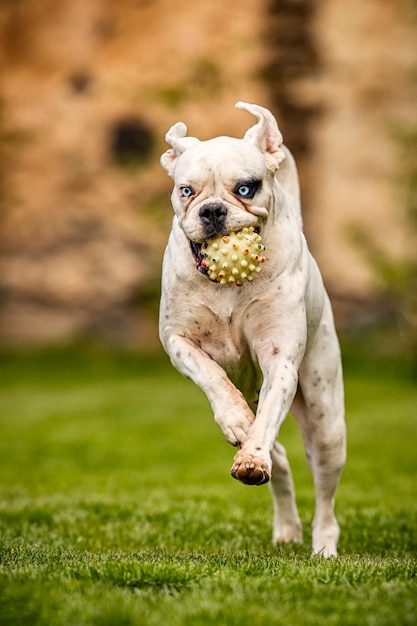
[234,180,261,199]
[180,186,194,198]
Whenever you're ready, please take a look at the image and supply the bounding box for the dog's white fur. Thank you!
[159,102,346,556]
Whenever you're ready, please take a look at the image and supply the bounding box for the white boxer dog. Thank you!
[159,102,346,556]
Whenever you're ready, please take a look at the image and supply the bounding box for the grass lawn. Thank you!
[0,344,416,625]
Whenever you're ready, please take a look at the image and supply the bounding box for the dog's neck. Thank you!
[262,179,296,240]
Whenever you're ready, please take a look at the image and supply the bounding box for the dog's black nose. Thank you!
[199,203,227,236]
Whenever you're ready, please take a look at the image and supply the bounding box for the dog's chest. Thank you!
[184,300,262,399]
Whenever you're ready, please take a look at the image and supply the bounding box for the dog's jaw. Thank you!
[189,240,209,275]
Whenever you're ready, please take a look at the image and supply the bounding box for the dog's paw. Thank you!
[230,451,270,486]
[272,523,303,545]
[312,520,340,558]
[214,412,254,447]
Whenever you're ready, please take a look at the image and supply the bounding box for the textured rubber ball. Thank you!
[201,227,266,287]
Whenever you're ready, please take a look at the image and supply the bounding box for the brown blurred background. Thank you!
[0,0,416,352]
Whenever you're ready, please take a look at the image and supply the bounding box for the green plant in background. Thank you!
[397,125,417,343]
[146,56,224,109]
[348,124,417,366]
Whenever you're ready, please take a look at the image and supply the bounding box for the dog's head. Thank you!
[161,103,286,268]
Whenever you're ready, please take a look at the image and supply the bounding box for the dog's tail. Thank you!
[276,146,303,231]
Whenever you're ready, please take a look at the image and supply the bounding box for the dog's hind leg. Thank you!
[269,440,303,545]
[293,312,346,557]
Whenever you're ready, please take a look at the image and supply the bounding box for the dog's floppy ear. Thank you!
[236,102,286,172]
[160,122,200,177]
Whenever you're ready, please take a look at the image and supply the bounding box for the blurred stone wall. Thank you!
[0,0,415,345]
[265,0,416,304]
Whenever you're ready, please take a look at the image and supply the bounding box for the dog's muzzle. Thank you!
[187,203,228,276]
[199,203,228,240]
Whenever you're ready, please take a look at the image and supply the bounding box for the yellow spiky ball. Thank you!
[201,226,266,287]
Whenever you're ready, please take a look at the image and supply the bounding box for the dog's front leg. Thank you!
[166,334,255,447]
[231,342,301,486]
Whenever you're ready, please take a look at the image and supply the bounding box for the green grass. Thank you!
[0,344,416,625]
